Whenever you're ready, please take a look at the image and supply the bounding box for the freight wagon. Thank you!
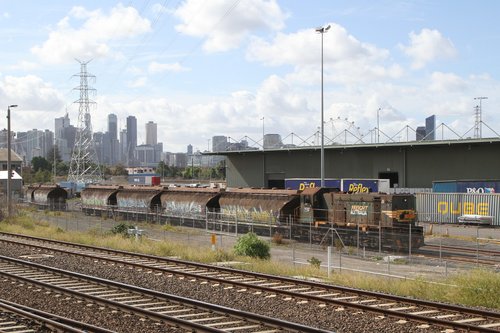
[78,185,423,251]
[26,184,68,210]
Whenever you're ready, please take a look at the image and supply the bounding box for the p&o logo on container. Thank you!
[466,187,495,193]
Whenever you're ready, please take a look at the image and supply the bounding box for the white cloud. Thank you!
[148,61,190,73]
[400,28,457,69]
[31,4,151,64]
[247,23,401,85]
[0,75,65,132]
[0,75,64,111]
[8,61,39,71]
[127,77,147,88]
[429,72,467,92]
[173,0,287,52]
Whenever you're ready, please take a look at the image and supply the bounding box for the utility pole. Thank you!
[6,104,17,218]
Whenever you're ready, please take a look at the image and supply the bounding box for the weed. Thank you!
[307,257,321,269]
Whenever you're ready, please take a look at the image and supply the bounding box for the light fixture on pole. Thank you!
[316,24,330,187]
[6,104,18,218]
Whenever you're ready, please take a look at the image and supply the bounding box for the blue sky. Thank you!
[1,0,499,152]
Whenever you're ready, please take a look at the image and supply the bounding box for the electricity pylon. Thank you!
[67,60,102,184]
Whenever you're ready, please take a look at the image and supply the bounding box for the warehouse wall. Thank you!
[222,140,500,189]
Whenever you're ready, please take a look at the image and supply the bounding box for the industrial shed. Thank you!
[209,138,500,189]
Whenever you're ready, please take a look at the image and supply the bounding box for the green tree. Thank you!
[33,170,52,183]
[31,156,52,173]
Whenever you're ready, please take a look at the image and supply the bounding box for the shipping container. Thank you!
[416,192,499,226]
[432,180,500,193]
[284,178,340,190]
[284,178,390,193]
[341,179,390,193]
[128,173,161,186]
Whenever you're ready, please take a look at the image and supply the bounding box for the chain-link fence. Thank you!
[14,202,500,281]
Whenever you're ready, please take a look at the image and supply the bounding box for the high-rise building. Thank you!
[14,129,54,164]
[126,116,137,165]
[416,126,426,141]
[212,136,228,152]
[187,144,193,155]
[145,121,157,145]
[120,129,127,164]
[264,134,282,149]
[108,114,117,140]
[107,114,119,165]
[54,113,76,162]
[425,115,436,140]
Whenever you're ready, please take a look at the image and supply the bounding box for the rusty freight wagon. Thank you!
[80,185,122,216]
[26,184,68,211]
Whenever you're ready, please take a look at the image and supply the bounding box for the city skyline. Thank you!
[1,1,500,152]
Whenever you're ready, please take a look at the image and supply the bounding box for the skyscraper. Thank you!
[108,114,117,140]
[108,114,118,164]
[126,116,137,165]
[145,121,157,145]
[425,115,436,140]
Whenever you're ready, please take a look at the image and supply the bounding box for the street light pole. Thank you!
[261,117,265,150]
[316,24,330,187]
[7,104,18,218]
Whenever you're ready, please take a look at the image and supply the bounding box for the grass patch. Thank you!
[2,212,499,310]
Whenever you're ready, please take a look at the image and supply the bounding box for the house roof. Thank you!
[0,148,23,162]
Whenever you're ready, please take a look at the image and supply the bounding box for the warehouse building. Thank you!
[210,138,500,189]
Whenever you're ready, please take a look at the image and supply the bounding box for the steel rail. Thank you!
[2,232,499,320]
[0,254,329,333]
[0,299,117,333]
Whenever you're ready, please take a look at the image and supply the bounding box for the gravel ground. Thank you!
[0,243,464,333]
[0,311,54,333]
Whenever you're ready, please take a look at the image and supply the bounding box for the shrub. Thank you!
[308,256,321,269]
[234,232,270,260]
[110,222,134,237]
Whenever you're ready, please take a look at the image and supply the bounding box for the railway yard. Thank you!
[0,208,499,332]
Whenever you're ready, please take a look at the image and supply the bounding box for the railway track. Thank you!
[0,232,499,332]
[0,254,327,333]
[0,299,114,332]
[418,244,500,266]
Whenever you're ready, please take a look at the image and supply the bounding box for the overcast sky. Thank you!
[1,0,499,153]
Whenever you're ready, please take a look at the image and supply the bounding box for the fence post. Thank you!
[339,248,342,273]
[292,245,296,267]
[356,221,360,256]
[378,222,382,254]
[327,246,332,278]
[476,227,479,266]
[409,224,412,261]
